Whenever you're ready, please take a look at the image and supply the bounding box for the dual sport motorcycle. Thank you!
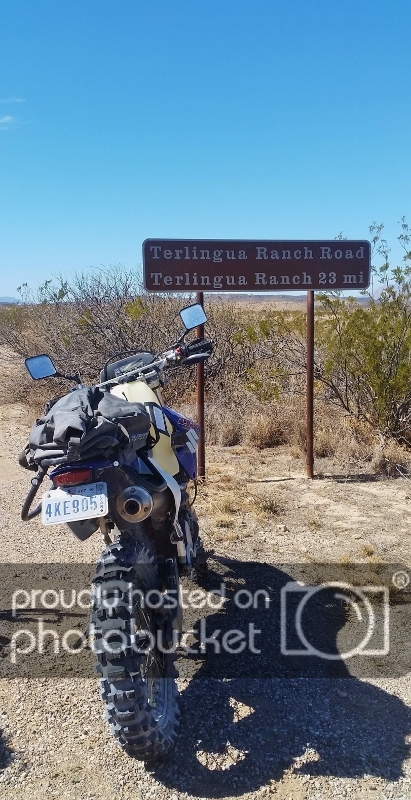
[19,302,212,760]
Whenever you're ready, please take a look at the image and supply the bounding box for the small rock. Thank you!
[336,689,348,698]
[276,524,289,533]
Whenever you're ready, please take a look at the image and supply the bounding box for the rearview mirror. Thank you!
[25,354,58,380]
[179,303,207,331]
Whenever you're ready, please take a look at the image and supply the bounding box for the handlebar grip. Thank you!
[186,339,213,356]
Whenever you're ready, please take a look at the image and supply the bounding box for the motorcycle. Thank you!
[19,302,212,760]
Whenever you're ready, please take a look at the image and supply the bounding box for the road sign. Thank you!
[143,239,371,292]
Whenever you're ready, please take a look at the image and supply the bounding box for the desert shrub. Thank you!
[344,417,376,447]
[372,439,411,477]
[238,221,411,447]
[2,270,189,379]
[318,223,411,445]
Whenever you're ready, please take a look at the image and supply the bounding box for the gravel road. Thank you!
[0,402,410,800]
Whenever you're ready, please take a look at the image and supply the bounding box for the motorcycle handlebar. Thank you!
[96,337,213,387]
[184,338,213,357]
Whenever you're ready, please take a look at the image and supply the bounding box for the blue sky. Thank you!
[1,0,410,296]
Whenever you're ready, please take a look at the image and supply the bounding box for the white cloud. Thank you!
[0,97,25,104]
[0,115,15,130]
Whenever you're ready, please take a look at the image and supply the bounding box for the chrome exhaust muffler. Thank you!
[116,485,154,523]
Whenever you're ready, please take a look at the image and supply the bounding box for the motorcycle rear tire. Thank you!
[91,529,180,760]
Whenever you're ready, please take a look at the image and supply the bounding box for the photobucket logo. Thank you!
[280,581,390,659]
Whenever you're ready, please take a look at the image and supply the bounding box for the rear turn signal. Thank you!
[53,468,93,487]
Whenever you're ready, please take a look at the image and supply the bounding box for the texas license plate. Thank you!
[42,482,108,526]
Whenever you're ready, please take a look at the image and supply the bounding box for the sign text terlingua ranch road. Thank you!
[143,239,371,292]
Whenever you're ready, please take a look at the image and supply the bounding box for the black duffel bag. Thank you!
[24,386,151,467]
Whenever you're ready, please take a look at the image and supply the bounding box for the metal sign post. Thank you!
[196,291,206,479]
[143,239,371,479]
[306,291,314,479]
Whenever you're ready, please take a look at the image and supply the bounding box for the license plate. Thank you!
[42,482,108,526]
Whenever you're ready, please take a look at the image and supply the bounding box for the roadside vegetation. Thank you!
[2,220,411,476]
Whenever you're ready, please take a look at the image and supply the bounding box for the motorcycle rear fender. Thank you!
[67,518,99,541]
[50,455,181,536]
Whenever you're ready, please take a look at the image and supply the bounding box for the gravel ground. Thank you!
[0,402,410,800]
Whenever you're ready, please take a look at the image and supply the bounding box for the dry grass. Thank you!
[313,427,339,458]
[219,495,241,514]
[214,514,236,528]
[219,421,242,447]
[372,439,411,477]
[347,417,377,447]
[210,528,240,544]
[224,530,239,542]
[305,513,323,531]
[245,489,285,519]
[358,543,376,558]
[244,414,289,449]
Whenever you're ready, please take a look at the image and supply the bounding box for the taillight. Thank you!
[53,468,93,487]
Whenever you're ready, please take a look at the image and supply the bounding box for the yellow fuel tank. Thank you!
[110,380,179,477]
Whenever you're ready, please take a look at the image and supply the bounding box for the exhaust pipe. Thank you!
[116,486,154,523]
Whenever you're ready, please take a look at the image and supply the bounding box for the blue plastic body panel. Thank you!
[163,406,199,480]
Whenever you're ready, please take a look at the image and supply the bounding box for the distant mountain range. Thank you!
[206,292,370,306]
[0,293,370,307]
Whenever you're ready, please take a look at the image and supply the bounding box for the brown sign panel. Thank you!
[143,239,371,292]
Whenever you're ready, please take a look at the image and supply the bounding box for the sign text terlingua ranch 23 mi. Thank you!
[143,239,371,292]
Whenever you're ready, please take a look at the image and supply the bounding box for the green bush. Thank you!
[242,220,411,444]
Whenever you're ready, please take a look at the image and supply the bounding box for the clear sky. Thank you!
[1,0,410,297]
